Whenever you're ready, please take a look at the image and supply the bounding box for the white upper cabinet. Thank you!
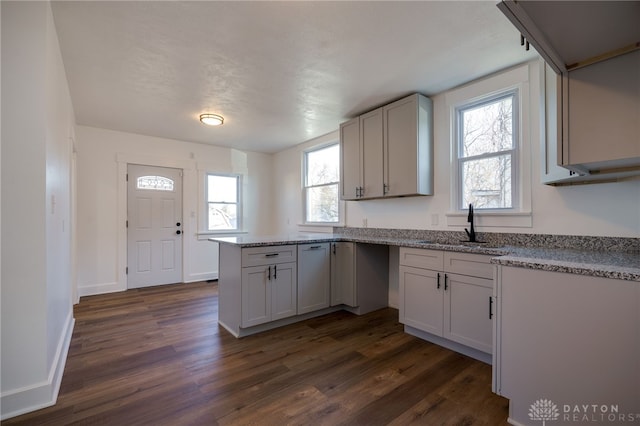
[340,117,362,200]
[497,0,640,74]
[339,93,433,200]
[360,108,385,199]
[561,50,640,170]
[383,94,433,197]
[499,0,640,181]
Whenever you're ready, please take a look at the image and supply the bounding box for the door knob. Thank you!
[176,230,182,235]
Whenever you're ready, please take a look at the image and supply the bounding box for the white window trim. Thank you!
[203,172,243,235]
[445,62,537,228]
[302,142,344,227]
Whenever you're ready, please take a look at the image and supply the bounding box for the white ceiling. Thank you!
[51,1,539,154]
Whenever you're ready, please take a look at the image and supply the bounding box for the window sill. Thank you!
[197,230,248,241]
[298,223,341,233]
[446,211,532,228]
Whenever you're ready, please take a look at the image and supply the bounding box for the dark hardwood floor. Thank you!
[4,281,509,425]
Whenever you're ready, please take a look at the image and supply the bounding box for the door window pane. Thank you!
[137,176,174,191]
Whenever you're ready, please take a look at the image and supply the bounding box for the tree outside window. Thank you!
[207,174,240,231]
[456,91,518,210]
[304,144,340,223]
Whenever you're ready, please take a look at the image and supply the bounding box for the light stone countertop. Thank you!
[210,234,640,282]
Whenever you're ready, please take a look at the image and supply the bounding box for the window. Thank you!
[304,144,340,223]
[455,90,518,210]
[137,176,174,191]
[206,174,240,231]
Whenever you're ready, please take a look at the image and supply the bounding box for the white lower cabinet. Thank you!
[240,246,297,328]
[218,241,388,338]
[494,266,640,425]
[297,243,331,314]
[241,262,297,327]
[399,247,493,355]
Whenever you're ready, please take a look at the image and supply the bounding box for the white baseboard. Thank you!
[1,312,75,420]
[77,281,123,298]
[185,271,217,283]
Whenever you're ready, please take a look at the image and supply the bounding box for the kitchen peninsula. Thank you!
[212,230,640,425]
[211,231,639,337]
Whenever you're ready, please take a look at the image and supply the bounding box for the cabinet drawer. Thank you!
[399,247,444,270]
[444,252,493,279]
[242,245,297,267]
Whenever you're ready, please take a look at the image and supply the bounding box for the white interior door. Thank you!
[127,164,183,289]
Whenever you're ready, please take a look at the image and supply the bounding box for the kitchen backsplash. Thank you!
[333,227,640,253]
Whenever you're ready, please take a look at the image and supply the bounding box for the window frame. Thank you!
[205,172,242,233]
[454,89,520,211]
[302,142,341,225]
[445,62,537,229]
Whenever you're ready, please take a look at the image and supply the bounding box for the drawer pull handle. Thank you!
[265,253,279,257]
[310,245,322,249]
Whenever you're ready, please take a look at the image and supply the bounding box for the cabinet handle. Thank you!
[437,273,441,289]
[265,253,279,258]
[310,245,322,249]
[332,244,336,254]
[489,297,493,320]
[268,266,271,281]
[383,183,389,194]
[444,274,448,291]
[274,264,277,279]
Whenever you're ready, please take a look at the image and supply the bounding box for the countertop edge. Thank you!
[209,235,640,282]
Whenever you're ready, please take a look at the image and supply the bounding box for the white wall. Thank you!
[274,61,640,238]
[273,130,341,235]
[1,1,75,418]
[75,126,274,296]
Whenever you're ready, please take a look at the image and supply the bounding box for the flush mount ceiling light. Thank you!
[199,113,224,126]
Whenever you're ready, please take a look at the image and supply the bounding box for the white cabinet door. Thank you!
[241,261,297,327]
[241,265,270,327]
[443,273,493,353]
[399,265,443,335]
[331,242,356,307]
[297,244,330,314]
[360,108,384,199]
[271,262,297,321]
[496,266,640,425]
[564,50,640,167]
[340,117,362,200]
[383,94,433,197]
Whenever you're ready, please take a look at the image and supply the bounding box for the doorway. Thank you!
[127,164,183,288]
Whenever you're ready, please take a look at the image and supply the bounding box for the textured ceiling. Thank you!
[51,1,538,153]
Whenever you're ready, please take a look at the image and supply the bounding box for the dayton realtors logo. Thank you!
[529,399,560,425]
[529,398,640,424]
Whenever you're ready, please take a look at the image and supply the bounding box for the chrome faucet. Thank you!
[464,203,476,242]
